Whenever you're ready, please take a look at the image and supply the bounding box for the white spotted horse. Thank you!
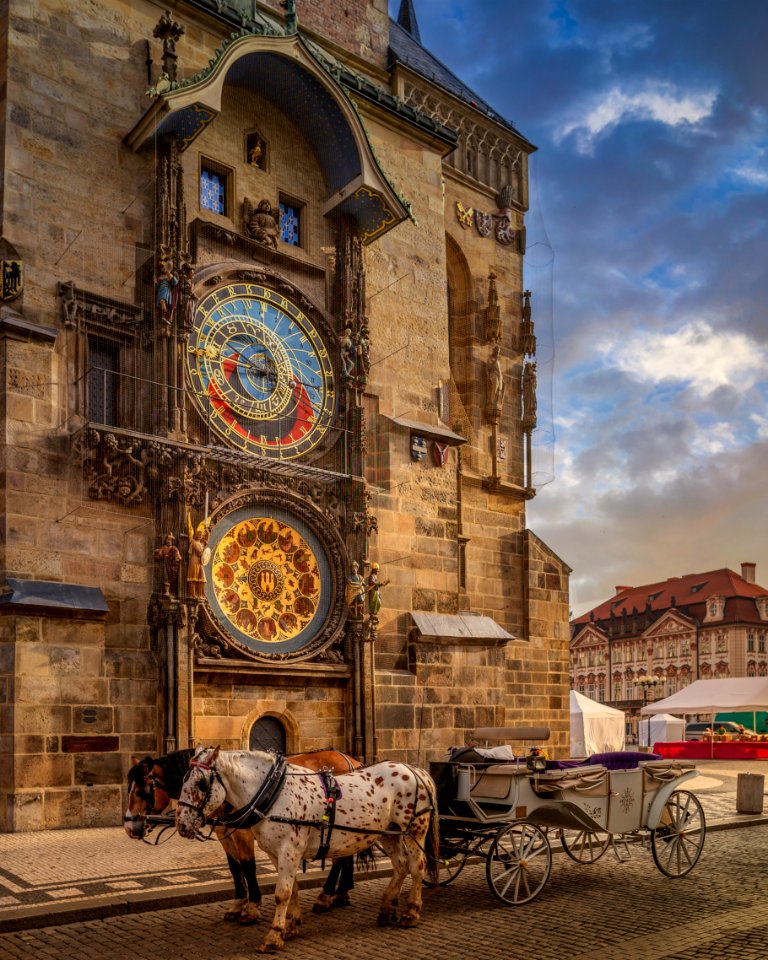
[126,747,360,925]
[176,746,440,953]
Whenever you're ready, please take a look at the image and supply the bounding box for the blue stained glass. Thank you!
[279,202,300,246]
[201,169,226,214]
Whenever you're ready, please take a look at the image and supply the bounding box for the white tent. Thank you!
[639,713,685,747]
[570,690,625,757]
[640,677,768,716]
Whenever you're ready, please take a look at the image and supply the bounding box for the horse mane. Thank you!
[156,748,197,798]
[127,756,153,788]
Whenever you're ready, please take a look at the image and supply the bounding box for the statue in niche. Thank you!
[485,344,505,422]
[519,289,536,357]
[243,197,280,249]
[246,133,266,170]
[155,254,177,330]
[340,326,356,378]
[155,533,182,596]
[522,361,538,430]
[178,260,197,333]
[345,560,365,621]
[186,516,212,599]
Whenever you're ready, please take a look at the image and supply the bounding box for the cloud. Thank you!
[597,320,768,397]
[730,145,768,188]
[556,83,718,153]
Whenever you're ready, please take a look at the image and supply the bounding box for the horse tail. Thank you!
[424,773,441,886]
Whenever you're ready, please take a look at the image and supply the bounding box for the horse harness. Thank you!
[187,755,435,862]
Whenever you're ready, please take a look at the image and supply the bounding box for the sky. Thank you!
[389,0,768,616]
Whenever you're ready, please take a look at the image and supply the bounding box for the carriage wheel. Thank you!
[560,828,611,864]
[427,839,469,888]
[650,790,706,878]
[486,822,551,905]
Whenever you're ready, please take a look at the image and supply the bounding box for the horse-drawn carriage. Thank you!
[127,728,705,951]
[430,725,706,905]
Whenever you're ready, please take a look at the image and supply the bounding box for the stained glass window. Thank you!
[201,167,226,214]
[279,200,301,246]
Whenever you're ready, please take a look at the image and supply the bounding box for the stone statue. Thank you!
[485,344,505,421]
[345,560,365,620]
[340,326,356,377]
[244,197,280,249]
[178,261,197,333]
[155,533,181,596]
[186,515,211,599]
[522,361,537,430]
[366,562,389,617]
[155,256,177,330]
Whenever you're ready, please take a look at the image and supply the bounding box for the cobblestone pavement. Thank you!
[1,822,767,960]
[0,761,766,945]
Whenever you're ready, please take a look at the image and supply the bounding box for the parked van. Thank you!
[685,721,753,740]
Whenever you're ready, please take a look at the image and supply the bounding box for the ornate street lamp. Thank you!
[639,676,664,749]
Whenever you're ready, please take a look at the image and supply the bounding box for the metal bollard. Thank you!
[736,773,765,814]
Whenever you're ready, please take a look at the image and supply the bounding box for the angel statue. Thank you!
[243,197,280,250]
[186,514,212,599]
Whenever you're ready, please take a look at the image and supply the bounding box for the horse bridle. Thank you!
[176,756,227,836]
[124,767,174,839]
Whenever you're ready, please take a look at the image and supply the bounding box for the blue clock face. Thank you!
[187,282,336,459]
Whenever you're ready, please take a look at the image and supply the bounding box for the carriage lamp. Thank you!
[526,746,548,773]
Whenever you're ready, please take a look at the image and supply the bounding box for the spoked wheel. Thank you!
[650,790,706,877]
[428,840,469,888]
[560,828,611,864]
[486,822,551,905]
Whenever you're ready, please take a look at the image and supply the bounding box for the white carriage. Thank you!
[430,726,706,905]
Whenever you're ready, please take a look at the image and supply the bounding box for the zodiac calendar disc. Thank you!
[206,507,331,655]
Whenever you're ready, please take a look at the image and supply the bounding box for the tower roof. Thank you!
[396,0,421,43]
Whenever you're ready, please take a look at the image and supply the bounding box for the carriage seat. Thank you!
[587,751,661,770]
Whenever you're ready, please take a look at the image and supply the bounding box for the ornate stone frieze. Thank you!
[57,281,145,337]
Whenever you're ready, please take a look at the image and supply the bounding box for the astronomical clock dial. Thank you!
[187,281,335,459]
[205,507,332,656]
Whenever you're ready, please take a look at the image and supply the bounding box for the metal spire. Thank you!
[396,0,421,43]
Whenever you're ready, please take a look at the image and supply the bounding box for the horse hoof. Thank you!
[258,942,283,954]
[377,910,397,927]
[332,893,351,908]
[238,913,261,926]
[312,893,334,914]
[398,915,420,929]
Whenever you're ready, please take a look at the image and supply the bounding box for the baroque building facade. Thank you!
[0,0,570,830]
[571,563,768,736]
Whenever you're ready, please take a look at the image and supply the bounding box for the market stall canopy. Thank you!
[570,690,625,757]
[640,678,768,715]
[639,713,685,747]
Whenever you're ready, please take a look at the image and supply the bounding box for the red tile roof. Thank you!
[573,567,768,626]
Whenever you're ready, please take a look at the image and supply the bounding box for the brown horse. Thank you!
[126,747,359,925]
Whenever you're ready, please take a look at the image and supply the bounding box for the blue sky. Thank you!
[390,0,768,614]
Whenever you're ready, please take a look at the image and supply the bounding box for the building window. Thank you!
[587,684,595,700]
[613,682,622,700]
[760,633,766,654]
[748,633,755,652]
[597,684,605,701]
[279,196,302,246]
[200,160,230,215]
[87,336,119,426]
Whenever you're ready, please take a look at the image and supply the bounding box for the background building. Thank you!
[0,0,570,831]
[571,563,768,737]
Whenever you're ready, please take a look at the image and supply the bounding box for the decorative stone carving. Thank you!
[243,197,280,249]
[519,289,536,357]
[153,9,185,82]
[484,271,501,342]
[522,361,537,431]
[485,345,505,423]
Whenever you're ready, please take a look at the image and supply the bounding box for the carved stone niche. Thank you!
[245,129,268,171]
[57,281,145,337]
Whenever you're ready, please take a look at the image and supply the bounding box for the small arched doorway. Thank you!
[248,715,287,752]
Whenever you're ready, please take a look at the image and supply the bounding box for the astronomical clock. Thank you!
[186,269,349,664]
[186,280,336,461]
